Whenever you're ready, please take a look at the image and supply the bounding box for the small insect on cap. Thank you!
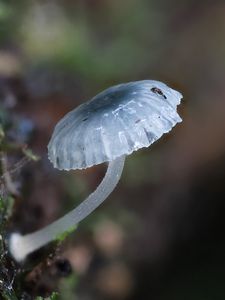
[48,80,182,170]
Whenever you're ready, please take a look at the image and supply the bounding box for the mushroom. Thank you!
[9,80,183,262]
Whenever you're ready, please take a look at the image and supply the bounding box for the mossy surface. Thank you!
[0,106,61,299]
[55,225,77,243]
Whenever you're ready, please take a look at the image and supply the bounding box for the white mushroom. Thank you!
[9,80,183,262]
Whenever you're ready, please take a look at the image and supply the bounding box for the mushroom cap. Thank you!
[48,80,182,170]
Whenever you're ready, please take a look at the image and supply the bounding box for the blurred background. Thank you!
[1,0,225,299]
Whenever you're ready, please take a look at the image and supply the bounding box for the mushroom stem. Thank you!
[9,155,126,262]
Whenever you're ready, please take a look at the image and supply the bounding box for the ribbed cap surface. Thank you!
[48,80,182,170]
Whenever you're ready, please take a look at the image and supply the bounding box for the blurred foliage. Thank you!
[0,0,181,88]
[35,292,59,300]
[58,274,78,300]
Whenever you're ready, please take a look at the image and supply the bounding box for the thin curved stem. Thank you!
[9,155,126,262]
